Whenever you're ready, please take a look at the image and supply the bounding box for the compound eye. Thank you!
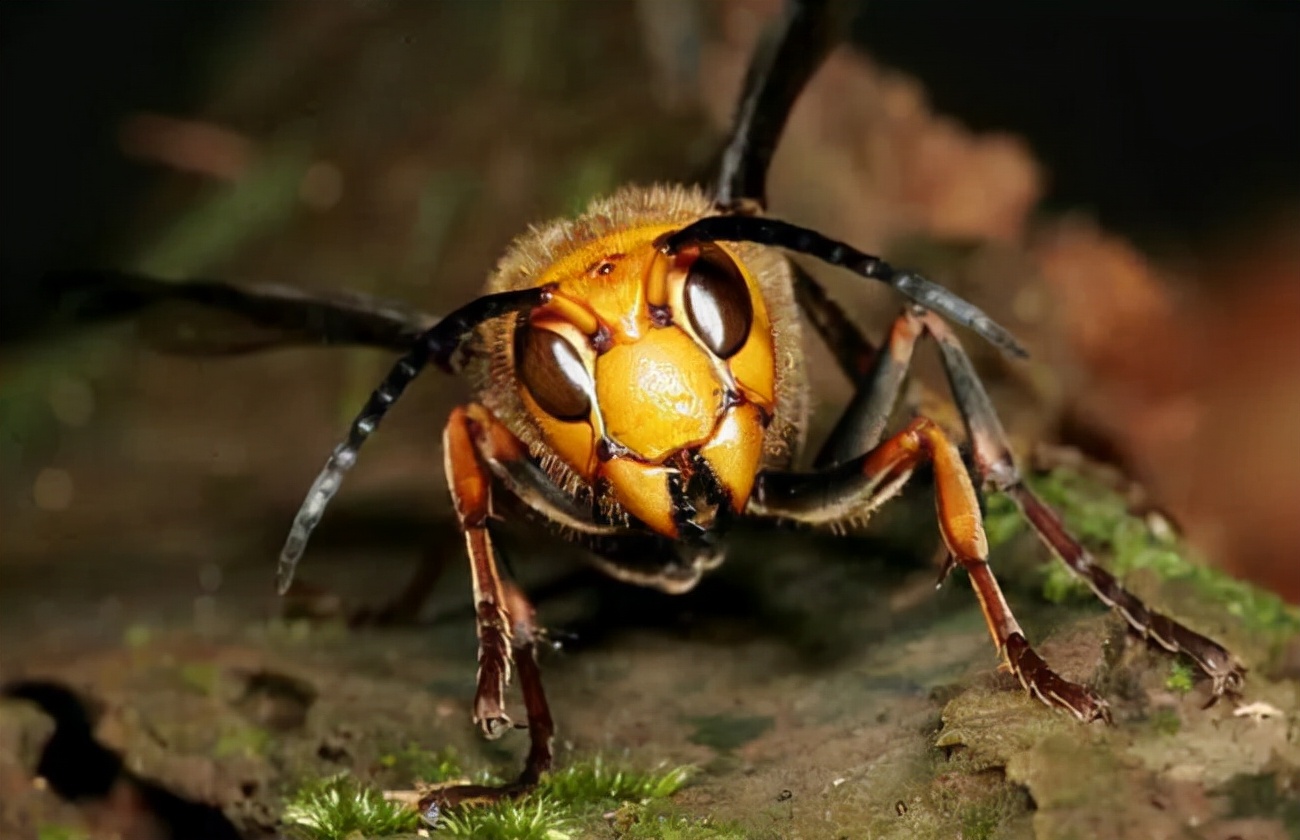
[683,246,753,359]
[516,323,592,421]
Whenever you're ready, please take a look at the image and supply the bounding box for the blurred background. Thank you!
[2,0,1298,606]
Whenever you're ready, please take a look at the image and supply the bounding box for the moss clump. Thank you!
[282,774,419,839]
[985,467,1300,639]
[982,490,1028,550]
[685,713,774,752]
[540,756,693,804]
[213,723,272,759]
[437,796,575,839]
[176,662,221,697]
[1217,772,1300,830]
[281,756,695,840]
[958,800,1002,840]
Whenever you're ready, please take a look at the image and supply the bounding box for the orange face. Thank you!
[512,224,776,537]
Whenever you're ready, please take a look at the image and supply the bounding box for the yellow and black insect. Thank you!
[41,0,1244,813]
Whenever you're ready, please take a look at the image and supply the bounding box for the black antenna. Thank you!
[33,270,437,353]
[276,286,548,594]
[713,0,846,211]
[664,216,1028,359]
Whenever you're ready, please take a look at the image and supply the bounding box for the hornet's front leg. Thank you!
[419,404,555,810]
[790,281,1245,701]
[749,410,1111,722]
[416,401,722,811]
[919,313,1246,697]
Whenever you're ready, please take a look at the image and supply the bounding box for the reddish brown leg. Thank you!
[446,405,515,737]
[419,580,555,814]
[414,405,556,812]
[752,416,1110,722]
[920,313,1246,696]
[502,581,556,788]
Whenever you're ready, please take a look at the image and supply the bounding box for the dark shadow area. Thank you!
[1,0,266,336]
[854,0,1300,252]
[3,680,245,840]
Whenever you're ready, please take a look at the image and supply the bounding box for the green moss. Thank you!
[123,623,153,650]
[436,797,575,840]
[282,756,696,840]
[985,467,1300,639]
[936,687,1069,774]
[177,662,221,697]
[1217,772,1300,830]
[840,766,1031,840]
[1164,660,1195,694]
[958,800,1001,840]
[982,491,1025,550]
[282,774,420,839]
[213,723,272,759]
[539,756,693,805]
[947,781,1031,840]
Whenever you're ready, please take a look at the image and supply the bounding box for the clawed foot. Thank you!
[420,637,554,826]
[1184,645,1247,704]
[1004,634,1111,723]
[1001,628,1248,722]
[416,778,537,827]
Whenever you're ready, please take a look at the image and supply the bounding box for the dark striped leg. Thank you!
[502,580,556,789]
[919,313,1246,696]
[814,303,922,469]
[750,415,1110,722]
